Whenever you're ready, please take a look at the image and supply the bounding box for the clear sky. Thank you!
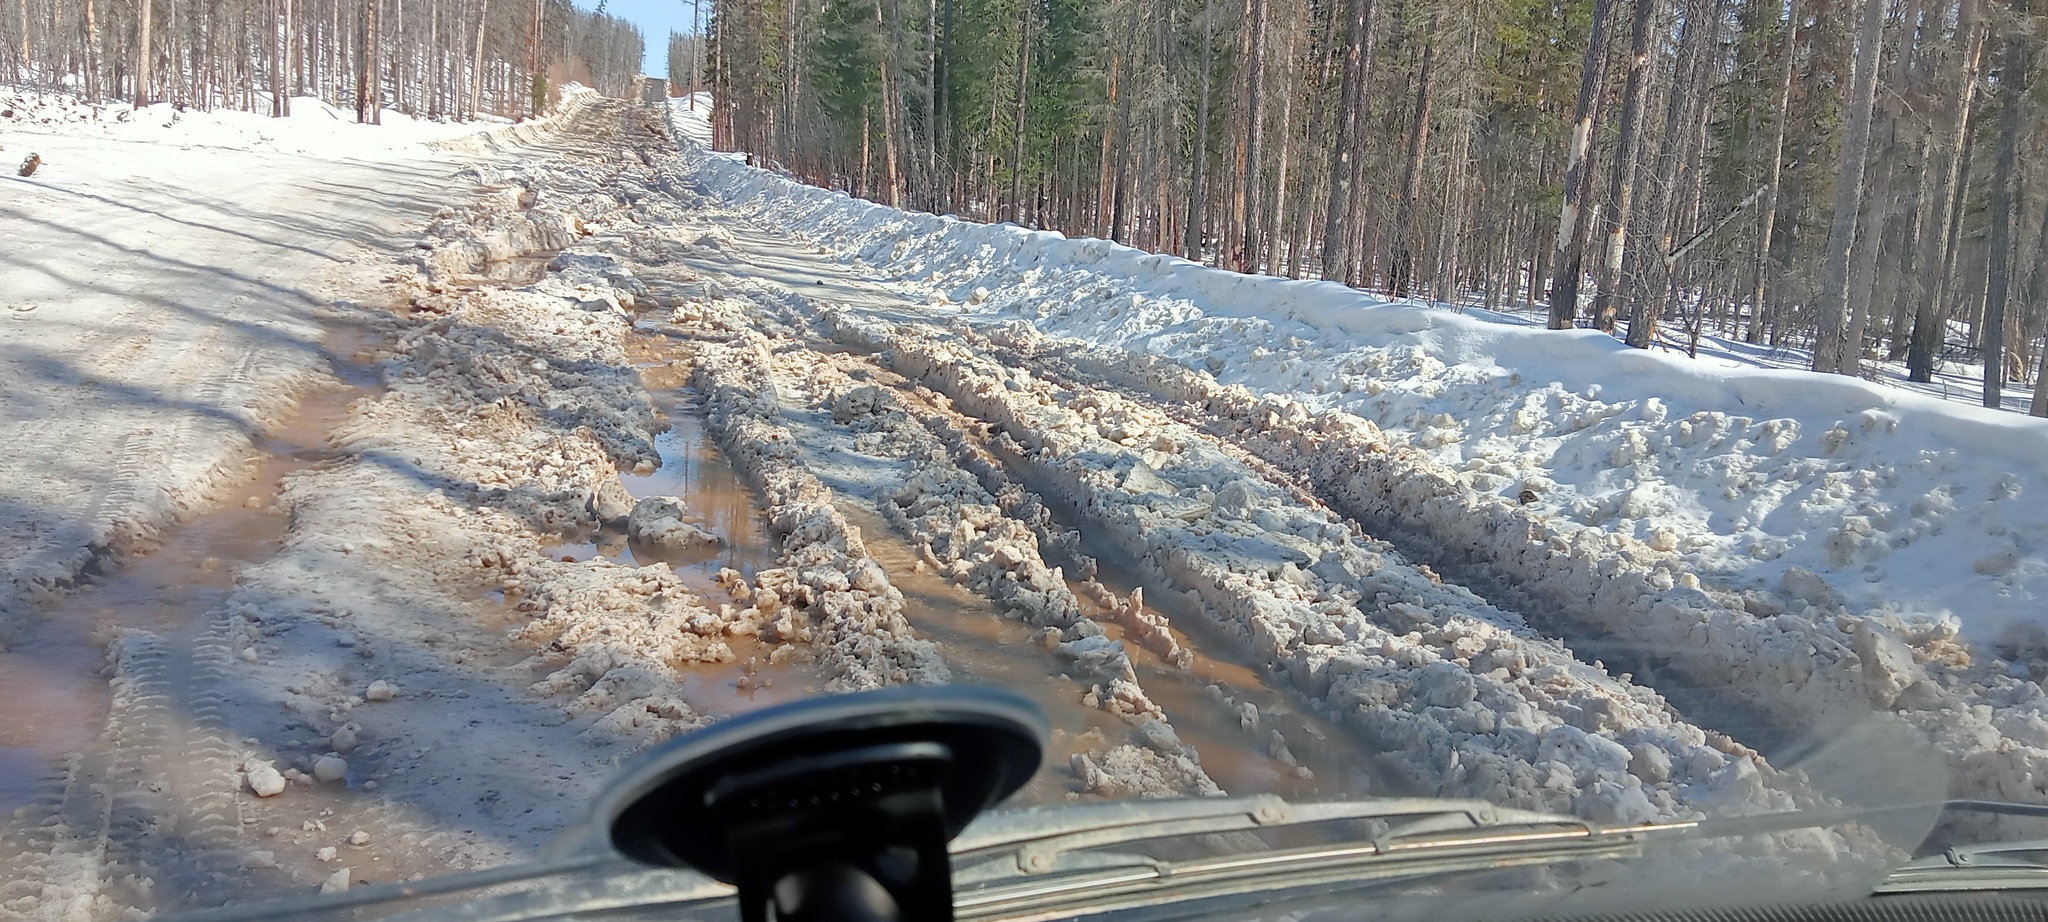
[569,0,703,76]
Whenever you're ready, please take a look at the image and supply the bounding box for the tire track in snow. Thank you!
[0,630,251,921]
[1009,334,2048,840]
[816,310,1820,824]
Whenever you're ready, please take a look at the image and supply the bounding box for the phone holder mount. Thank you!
[596,686,1048,922]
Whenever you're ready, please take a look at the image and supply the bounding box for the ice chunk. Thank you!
[1853,624,1924,709]
[628,496,726,550]
[1779,567,1835,609]
[245,762,287,798]
[313,755,349,783]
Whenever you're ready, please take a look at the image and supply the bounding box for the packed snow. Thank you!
[668,128,2048,843]
[0,87,521,157]
[679,146,2048,652]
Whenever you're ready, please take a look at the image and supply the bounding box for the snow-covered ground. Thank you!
[1462,300,2041,418]
[1,88,513,157]
[667,93,711,146]
[672,132,2048,845]
[681,160,2048,652]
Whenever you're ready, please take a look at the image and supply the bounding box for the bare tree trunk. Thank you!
[875,0,904,205]
[1391,7,1437,299]
[1262,44,1294,275]
[1321,0,1372,281]
[1008,0,1030,224]
[2022,190,2048,414]
[83,0,98,101]
[1184,0,1212,259]
[1546,0,1614,329]
[1236,0,1267,271]
[1811,0,1887,374]
[469,0,487,117]
[1632,0,1718,346]
[1845,122,1897,371]
[282,0,294,115]
[1593,0,1652,336]
[135,0,152,106]
[271,0,284,115]
[1982,4,2028,407]
[356,0,374,120]
[1910,4,1985,380]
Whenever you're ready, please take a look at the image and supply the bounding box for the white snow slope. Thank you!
[0,88,578,642]
[680,153,2048,654]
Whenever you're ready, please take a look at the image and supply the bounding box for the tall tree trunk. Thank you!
[271,0,285,116]
[1546,0,1614,329]
[1909,5,1985,379]
[82,0,98,101]
[875,0,904,206]
[1844,123,1898,370]
[282,0,294,115]
[1632,0,1718,347]
[1811,0,1887,374]
[1185,0,1213,259]
[1594,0,1652,337]
[135,0,152,106]
[1007,0,1030,223]
[923,0,938,207]
[1321,0,1372,282]
[469,0,487,118]
[357,0,375,120]
[2023,187,2048,414]
[1262,43,1294,275]
[1237,0,1268,272]
[1391,7,1437,299]
[1982,3,2028,407]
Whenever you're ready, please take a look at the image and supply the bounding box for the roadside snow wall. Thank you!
[677,144,2048,654]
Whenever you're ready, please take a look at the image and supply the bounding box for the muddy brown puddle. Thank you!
[596,320,1396,805]
[0,327,385,814]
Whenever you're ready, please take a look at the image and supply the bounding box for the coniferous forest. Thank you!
[692,0,2048,408]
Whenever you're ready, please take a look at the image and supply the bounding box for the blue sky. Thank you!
[570,0,702,75]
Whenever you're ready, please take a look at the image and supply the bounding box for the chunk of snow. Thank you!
[313,755,349,783]
[245,763,287,798]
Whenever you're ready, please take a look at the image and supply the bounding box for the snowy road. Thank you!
[0,130,452,628]
[0,94,2040,918]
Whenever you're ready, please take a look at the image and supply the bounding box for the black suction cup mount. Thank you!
[595,686,1048,922]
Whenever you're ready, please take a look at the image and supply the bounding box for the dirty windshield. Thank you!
[4,0,2047,917]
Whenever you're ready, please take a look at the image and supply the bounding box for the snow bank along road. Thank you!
[0,90,2034,918]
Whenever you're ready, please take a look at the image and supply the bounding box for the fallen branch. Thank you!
[1664,184,1770,269]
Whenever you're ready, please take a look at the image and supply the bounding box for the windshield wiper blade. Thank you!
[948,794,1675,922]
[952,793,1592,874]
[1877,801,2048,894]
[953,796,2048,922]
[952,802,1653,922]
